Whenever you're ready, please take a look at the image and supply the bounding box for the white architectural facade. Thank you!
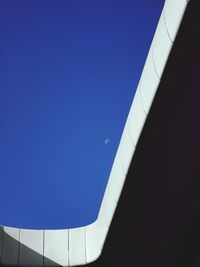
[0,1,189,266]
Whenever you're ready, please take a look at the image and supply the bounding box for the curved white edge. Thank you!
[139,49,160,114]
[128,86,146,146]
[119,119,136,176]
[105,147,126,202]
[0,1,189,266]
[164,0,188,42]
[152,8,173,79]
[85,221,101,265]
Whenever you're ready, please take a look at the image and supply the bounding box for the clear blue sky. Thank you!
[0,0,164,229]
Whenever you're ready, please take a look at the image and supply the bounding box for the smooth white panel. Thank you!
[119,121,135,176]
[1,227,19,265]
[20,229,43,255]
[152,10,172,78]
[164,0,188,42]
[109,147,127,202]
[19,229,43,266]
[44,229,68,266]
[128,88,146,146]
[112,163,127,201]
[98,183,117,225]
[85,221,101,264]
[96,171,119,250]
[4,226,19,241]
[96,172,118,250]
[139,50,160,114]
[95,213,109,252]
[69,227,86,266]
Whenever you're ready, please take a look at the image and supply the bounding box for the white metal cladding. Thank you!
[19,229,44,266]
[85,221,100,264]
[105,144,126,202]
[69,227,86,266]
[0,1,189,266]
[164,0,188,42]
[118,119,136,176]
[152,8,173,79]
[128,87,146,146]
[44,229,69,266]
[139,49,160,114]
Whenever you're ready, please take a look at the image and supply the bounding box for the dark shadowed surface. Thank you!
[0,227,61,266]
[86,0,200,266]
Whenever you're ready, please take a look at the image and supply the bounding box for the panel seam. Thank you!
[163,8,173,43]
[43,230,45,267]
[139,83,147,116]
[128,124,136,147]
[18,228,21,266]
[68,229,70,266]
[151,48,160,80]
[85,227,87,264]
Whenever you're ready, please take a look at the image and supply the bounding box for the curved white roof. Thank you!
[0,0,189,266]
